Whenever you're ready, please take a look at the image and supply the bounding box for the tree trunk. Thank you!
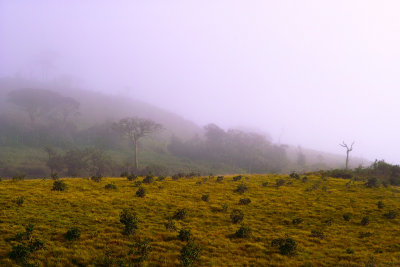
[345,151,349,169]
[134,141,138,170]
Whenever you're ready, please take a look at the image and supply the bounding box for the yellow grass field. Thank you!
[1,174,400,266]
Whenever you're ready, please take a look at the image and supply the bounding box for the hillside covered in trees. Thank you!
[0,77,365,178]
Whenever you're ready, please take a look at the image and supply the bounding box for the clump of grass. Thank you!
[302,176,308,183]
[383,210,397,219]
[14,196,25,206]
[361,216,370,226]
[165,217,177,232]
[234,225,251,238]
[178,229,192,241]
[230,209,244,224]
[51,173,59,180]
[377,201,384,209]
[65,227,81,241]
[346,248,354,254]
[239,198,251,205]
[289,172,300,179]
[52,180,67,191]
[180,241,202,267]
[201,194,209,202]
[234,183,248,194]
[136,186,146,197]
[91,175,102,182]
[134,181,142,187]
[143,175,154,184]
[233,175,242,181]
[310,230,325,239]
[275,179,285,187]
[157,176,166,181]
[271,236,297,255]
[261,181,268,187]
[216,176,224,183]
[105,183,117,190]
[127,174,138,181]
[292,218,303,225]
[359,231,373,238]
[173,208,187,220]
[120,208,139,235]
[343,213,353,221]
[9,243,30,263]
[221,203,228,213]
[324,217,333,226]
[130,238,152,263]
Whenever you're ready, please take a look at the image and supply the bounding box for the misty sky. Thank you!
[1,1,400,163]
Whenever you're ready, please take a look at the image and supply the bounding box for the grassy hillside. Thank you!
[1,174,400,266]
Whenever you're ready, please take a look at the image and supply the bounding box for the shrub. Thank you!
[325,169,353,179]
[91,175,102,182]
[233,175,242,181]
[14,196,24,206]
[196,181,202,185]
[359,231,373,238]
[29,238,45,252]
[310,230,325,239]
[173,208,187,220]
[239,198,251,205]
[234,183,248,194]
[157,176,166,181]
[201,194,209,202]
[216,176,224,183]
[361,216,370,226]
[52,180,67,191]
[343,213,353,221]
[127,174,137,181]
[51,173,59,180]
[271,237,297,255]
[346,248,354,254]
[221,204,228,213]
[12,174,25,181]
[180,241,201,267]
[377,201,384,209]
[234,225,251,238]
[120,208,139,235]
[178,229,192,241]
[165,217,177,232]
[292,218,303,225]
[136,187,146,198]
[289,172,300,179]
[142,175,154,184]
[105,183,117,190]
[0,177,2,182]
[276,179,285,187]
[324,217,333,226]
[65,227,81,241]
[302,176,308,183]
[172,173,185,180]
[261,181,268,187]
[230,209,244,224]
[131,239,152,263]
[365,177,379,188]
[383,210,397,219]
[9,243,30,262]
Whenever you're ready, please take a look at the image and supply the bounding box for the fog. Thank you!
[1,1,400,163]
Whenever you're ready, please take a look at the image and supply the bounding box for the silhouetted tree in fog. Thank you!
[340,141,354,169]
[113,117,162,170]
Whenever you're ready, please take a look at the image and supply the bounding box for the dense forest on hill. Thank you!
[0,77,365,178]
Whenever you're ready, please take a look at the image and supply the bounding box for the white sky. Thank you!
[1,1,400,163]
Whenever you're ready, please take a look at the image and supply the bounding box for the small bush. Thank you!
[127,174,138,181]
[302,176,308,183]
[52,180,67,191]
[276,179,285,187]
[29,238,45,252]
[233,175,242,181]
[359,231,373,238]
[361,216,370,226]
[324,217,333,226]
[142,175,154,184]
[343,213,353,221]
[136,187,146,198]
[292,218,303,225]
[234,183,248,194]
[178,229,192,241]
[239,198,251,205]
[14,196,24,206]
[180,241,201,267]
[290,172,300,179]
[221,204,228,213]
[65,227,81,241]
[165,217,177,232]
[134,181,142,187]
[9,243,30,262]
[157,176,166,181]
[365,177,379,188]
[201,194,209,202]
[230,209,244,224]
[195,181,202,185]
[120,208,139,235]
[383,210,397,219]
[310,230,325,239]
[261,181,268,187]
[51,173,59,180]
[234,225,251,238]
[131,239,152,263]
[173,208,187,220]
[105,183,117,190]
[172,173,185,180]
[271,237,297,256]
[346,248,354,254]
[377,201,384,209]
[91,175,102,182]
[216,176,224,183]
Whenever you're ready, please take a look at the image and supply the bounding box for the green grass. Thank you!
[0,175,400,266]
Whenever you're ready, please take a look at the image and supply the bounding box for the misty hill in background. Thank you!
[0,76,367,178]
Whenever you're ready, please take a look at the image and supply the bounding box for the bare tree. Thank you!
[339,141,354,169]
[113,117,163,170]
